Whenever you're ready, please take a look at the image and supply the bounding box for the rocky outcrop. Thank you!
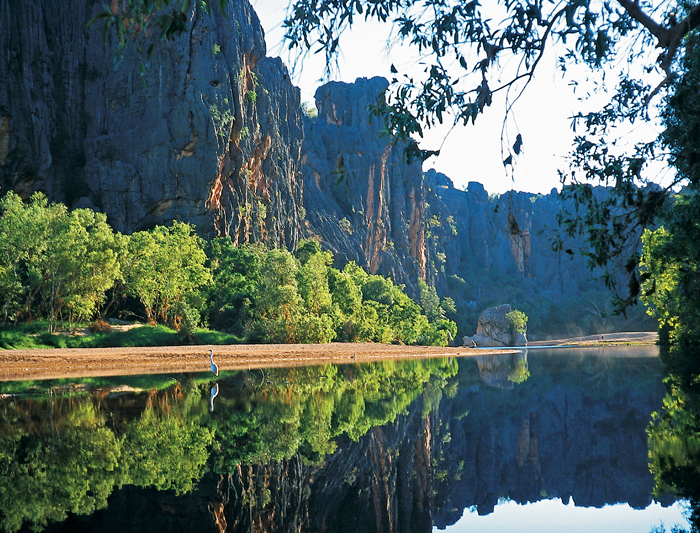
[0,0,303,246]
[301,77,427,295]
[463,304,527,347]
[423,170,590,298]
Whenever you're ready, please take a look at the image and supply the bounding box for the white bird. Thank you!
[208,348,219,376]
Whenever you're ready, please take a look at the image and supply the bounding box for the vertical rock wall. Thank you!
[423,169,592,303]
[0,0,303,247]
[301,77,427,296]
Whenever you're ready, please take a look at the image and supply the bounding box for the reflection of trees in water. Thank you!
[0,381,213,533]
[0,351,679,533]
[647,345,700,532]
[0,358,457,533]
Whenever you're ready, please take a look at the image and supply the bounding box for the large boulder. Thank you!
[463,304,527,347]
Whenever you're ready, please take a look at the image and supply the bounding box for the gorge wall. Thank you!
[302,76,427,293]
[0,0,650,336]
[0,0,303,247]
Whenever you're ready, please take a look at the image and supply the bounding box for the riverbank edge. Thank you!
[0,332,658,382]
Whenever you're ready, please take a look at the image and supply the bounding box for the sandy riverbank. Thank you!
[0,331,658,381]
[0,343,512,382]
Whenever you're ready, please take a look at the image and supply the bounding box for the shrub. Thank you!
[505,309,528,335]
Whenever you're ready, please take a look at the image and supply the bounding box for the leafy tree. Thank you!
[294,238,322,265]
[297,250,337,342]
[0,192,56,323]
[328,266,364,340]
[0,193,123,331]
[47,208,124,330]
[298,251,334,316]
[248,248,303,342]
[205,238,262,334]
[638,35,700,347]
[640,196,700,346]
[419,279,444,322]
[505,309,528,336]
[124,221,212,327]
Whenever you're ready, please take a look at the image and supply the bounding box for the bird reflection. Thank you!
[209,382,219,413]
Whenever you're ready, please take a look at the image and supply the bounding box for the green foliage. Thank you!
[0,192,124,332]
[338,217,352,234]
[646,343,700,528]
[505,309,528,336]
[124,221,211,327]
[640,195,700,346]
[248,248,302,342]
[282,0,662,156]
[0,402,124,533]
[204,238,261,335]
[507,357,530,384]
[0,382,217,532]
[210,358,458,470]
[294,239,322,265]
[209,103,234,138]
[0,196,451,347]
[124,407,214,495]
[661,34,700,189]
[638,38,700,347]
[0,355,460,531]
[203,239,454,346]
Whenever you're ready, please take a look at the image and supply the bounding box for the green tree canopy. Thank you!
[0,193,124,331]
[124,221,212,326]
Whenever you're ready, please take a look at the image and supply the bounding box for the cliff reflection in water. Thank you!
[0,347,684,532]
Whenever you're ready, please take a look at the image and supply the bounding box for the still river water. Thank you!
[0,346,694,532]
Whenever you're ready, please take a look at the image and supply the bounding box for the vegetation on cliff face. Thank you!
[0,192,455,346]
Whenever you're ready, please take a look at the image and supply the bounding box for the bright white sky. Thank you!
[441,498,690,533]
[251,1,668,196]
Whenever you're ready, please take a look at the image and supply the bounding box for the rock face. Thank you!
[0,0,651,338]
[422,169,590,299]
[463,304,527,347]
[0,0,303,246]
[301,77,427,295]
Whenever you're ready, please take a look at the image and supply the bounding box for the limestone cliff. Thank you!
[0,0,303,246]
[0,1,652,337]
[301,77,427,295]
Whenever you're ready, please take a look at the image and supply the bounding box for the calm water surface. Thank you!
[0,346,693,532]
